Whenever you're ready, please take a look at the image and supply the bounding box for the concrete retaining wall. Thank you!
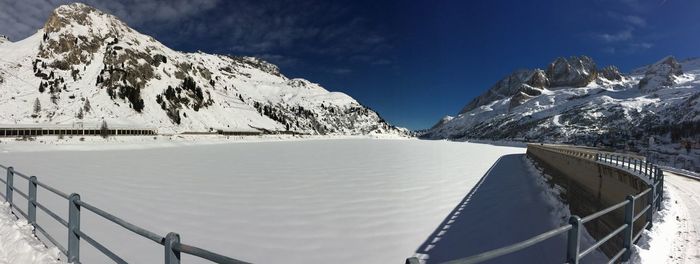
[526,144,650,257]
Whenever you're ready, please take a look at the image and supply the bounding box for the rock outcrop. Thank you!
[599,65,623,81]
[0,3,404,135]
[546,56,597,88]
[638,56,683,92]
[425,55,700,152]
[461,56,602,113]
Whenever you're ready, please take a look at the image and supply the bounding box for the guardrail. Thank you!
[406,146,664,264]
[0,164,249,264]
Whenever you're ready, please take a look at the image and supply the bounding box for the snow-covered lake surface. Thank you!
[0,139,536,263]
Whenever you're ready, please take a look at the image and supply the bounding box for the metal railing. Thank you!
[406,146,664,264]
[0,164,250,264]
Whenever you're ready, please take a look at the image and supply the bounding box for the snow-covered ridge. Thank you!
[425,56,699,143]
[0,3,403,135]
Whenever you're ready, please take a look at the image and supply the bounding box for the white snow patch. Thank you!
[0,203,63,263]
[629,185,680,263]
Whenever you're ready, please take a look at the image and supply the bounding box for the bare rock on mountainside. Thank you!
[0,3,404,135]
[425,54,700,161]
[0,35,9,44]
[461,56,608,113]
[599,65,623,81]
[460,69,548,114]
[638,56,683,92]
[546,56,597,88]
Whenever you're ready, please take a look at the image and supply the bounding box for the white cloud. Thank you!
[598,29,633,42]
[623,15,646,27]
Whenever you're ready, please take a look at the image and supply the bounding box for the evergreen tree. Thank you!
[83,98,91,112]
[33,98,41,114]
[76,108,84,119]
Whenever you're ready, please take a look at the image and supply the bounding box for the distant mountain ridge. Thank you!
[424,55,700,149]
[0,3,404,135]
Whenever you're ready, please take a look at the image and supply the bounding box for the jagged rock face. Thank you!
[528,69,549,88]
[546,56,597,88]
[460,56,603,114]
[638,56,683,92]
[0,35,9,44]
[509,84,543,110]
[599,65,622,81]
[0,3,404,136]
[425,56,700,151]
[460,69,547,114]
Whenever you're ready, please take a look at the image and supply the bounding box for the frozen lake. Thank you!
[0,139,525,263]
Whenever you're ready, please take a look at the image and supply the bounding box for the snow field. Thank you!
[0,139,523,264]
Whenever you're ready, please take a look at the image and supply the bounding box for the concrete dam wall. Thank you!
[526,144,652,257]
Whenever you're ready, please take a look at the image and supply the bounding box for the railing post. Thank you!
[165,232,181,264]
[28,176,37,226]
[645,163,650,177]
[657,170,664,209]
[5,167,13,206]
[622,195,635,261]
[68,193,81,263]
[566,215,582,264]
[646,183,655,230]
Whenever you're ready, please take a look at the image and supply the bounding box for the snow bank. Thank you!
[629,185,682,263]
[0,203,63,263]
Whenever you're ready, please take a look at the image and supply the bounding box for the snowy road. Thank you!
[663,172,700,263]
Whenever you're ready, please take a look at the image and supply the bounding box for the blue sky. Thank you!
[1,0,699,130]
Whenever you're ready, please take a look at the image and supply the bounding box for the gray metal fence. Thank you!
[0,164,250,264]
[406,150,665,264]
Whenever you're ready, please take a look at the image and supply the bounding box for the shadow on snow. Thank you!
[413,154,568,264]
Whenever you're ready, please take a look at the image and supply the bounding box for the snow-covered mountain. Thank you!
[424,55,700,147]
[0,3,402,135]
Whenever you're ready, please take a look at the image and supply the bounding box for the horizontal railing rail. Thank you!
[406,145,664,264]
[0,164,250,264]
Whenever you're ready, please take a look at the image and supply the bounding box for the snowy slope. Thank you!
[0,3,402,135]
[425,56,700,146]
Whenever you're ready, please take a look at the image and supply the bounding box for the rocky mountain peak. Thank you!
[528,69,549,88]
[545,55,597,88]
[39,3,138,71]
[0,3,403,136]
[638,56,683,92]
[45,3,110,34]
[599,65,622,81]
